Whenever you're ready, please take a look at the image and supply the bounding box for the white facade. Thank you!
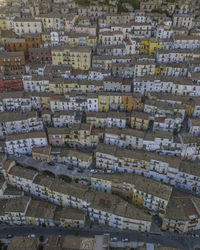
[13,18,42,35]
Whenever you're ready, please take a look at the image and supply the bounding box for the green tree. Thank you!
[39,235,44,242]
[151,8,169,16]
[74,230,80,236]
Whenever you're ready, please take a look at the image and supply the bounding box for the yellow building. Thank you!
[140,38,164,57]
[132,190,144,207]
[0,19,8,31]
[51,46,66,65]
[70,46,91,70]
[41,32,51,44]
[98,93,110,112]
[38,16,54,31]
[130,111,150,130]
[51,45,91,70]
[87,35,97,46]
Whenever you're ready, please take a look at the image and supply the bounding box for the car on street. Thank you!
[7,234,13,238]
[90,169,98,173]
[110,237,117,241]
[68,166,74,170]
[48,162,55,166]
[77,168,84,173]
[98,170,104,173]
[28,234,36,238]
[192,234,199,238]
[107,170,112,173]
[122,238,129,242]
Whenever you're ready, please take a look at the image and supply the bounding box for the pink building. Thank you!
[47,127,68,146]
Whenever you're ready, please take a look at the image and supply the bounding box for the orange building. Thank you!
[0,51,25,75]
[5,34,41,57]
[122,93,144,112]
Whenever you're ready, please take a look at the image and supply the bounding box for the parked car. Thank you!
[122,238,129,242]
[68,166,74,170]
[111,237,117,241]
[77,168,83,173]
[28,234,35,238]
[48,161,55,166]
[90,169,98,173]
[7,234,13,238]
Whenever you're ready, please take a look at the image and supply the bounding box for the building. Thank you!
[0,52,25,75]
[47,127,68,147]
[0,75,24,92]
[91,173,172,216]
[130,112,150,130]
[13,18,42,35]
[32,146,51,163]
[6,131,48,155]
[173,14,194,30]
[162,191,200,233]
[0,111,43,137]
[5,35,41,57]
[29,47,52,63]
[2,161,152,232]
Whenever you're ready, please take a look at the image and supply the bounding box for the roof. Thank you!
[47,127,69,135]
[190,118,200,126]
[32,146,51,156]
[54,206,85,221]
[131,111,150,120]
[5,196,30,213]
[3,185,24,196]
[44,236,94,250]
[26,199,56,219]
[92,173,172,201]
[8,237,38,250]
[9,165,38,180]
[164,190,199,221]
[179,161,200,177]
[60,148,92,162]
[0,111,37,123]
[6,131,47,142]
[84,189,152,222]
[0,51,24,58]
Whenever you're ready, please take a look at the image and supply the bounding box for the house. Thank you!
[91,173,172,216]
[32,146,51,163]
[0,91,31,112]
[162,191,200,233]
[188,118,200,136]
[0,75,24,92]
[0,111,43,137]
[5,131,48,155]
[5,36,41,57]
[130,111,150,130]
[57,148,93,168]
[13,18,42,35]
[2,161,152,232]
[95,143,151,174]
[29,47,52,63]
[0,51,25,75]
[47,127,68,147]
[173,14,194,30]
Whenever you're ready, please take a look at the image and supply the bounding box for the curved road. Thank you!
[9,155,91,181]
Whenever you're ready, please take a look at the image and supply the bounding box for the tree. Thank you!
[151,8,169,16]
[38,245,43,250]
[74,230,80,236]
[39,235,44,242]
